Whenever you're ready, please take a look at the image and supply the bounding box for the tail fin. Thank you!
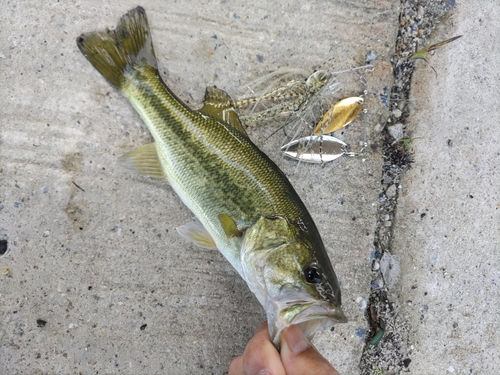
[76,6,157,91]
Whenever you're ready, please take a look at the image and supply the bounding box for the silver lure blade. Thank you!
[281,135,347,164]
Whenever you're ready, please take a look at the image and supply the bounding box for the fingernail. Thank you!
[284,325,310,355]
[258,370,272,375]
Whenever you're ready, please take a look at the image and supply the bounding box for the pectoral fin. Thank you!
[199,86,248,136]
[176,221,217,249]
[118,143,167,181]
[219,214,243,239]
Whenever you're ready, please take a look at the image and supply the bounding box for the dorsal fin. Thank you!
[118,143,167,180]
[199,86,248,136]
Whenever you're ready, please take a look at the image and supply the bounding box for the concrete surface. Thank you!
[391,2,500,373]
[0,1,498,375]
[0,1,396,374]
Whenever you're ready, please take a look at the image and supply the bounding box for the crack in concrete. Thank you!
[359,1,453,373]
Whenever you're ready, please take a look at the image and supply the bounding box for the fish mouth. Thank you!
[291,303,347,342]
[269,297,347,346]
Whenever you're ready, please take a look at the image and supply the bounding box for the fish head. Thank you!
[240,215,347,347]
[306,70,332,90]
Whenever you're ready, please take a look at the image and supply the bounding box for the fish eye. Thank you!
[303,265,322,284]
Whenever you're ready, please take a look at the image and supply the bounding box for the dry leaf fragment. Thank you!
[410,35,462,60]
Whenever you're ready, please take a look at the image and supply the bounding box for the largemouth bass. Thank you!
[77,6,346,346]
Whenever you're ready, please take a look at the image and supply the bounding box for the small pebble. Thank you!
[356,297,367,310]
[380,253,400,288]
[355,327,367,338]
[371,276,384,290]
[366,51,377,63]
[392,109,402,118]
[43,231,50,237]
[388,123,404,140]
[386,185,397,199]
[446,0,456,8]
[416,5,425,20]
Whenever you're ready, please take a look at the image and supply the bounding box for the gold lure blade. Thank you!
[313,97,364,135]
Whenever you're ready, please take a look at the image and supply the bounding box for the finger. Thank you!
[243,322,286,375]
[280,325,340,375]
[228,355,246,375]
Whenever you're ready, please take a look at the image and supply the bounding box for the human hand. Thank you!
[228,322,340,375]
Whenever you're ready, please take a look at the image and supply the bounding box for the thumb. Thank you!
[280,325,340,375]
